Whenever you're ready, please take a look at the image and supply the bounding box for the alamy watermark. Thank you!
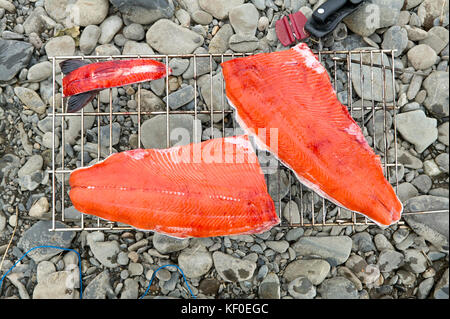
[365,4,380,30]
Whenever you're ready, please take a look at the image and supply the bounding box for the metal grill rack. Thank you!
[48,49,446,232]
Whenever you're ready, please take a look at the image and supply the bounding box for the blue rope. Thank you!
[0,245,83,299]
[0,245,196,299]
[140,264,197,299]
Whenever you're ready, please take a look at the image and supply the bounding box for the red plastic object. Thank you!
[275,11,310,46]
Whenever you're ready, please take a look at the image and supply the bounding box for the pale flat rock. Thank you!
[198,0,244,20]
[146,19,204,54]
[292,236,352,266]
[396,110,437,153]
[213,251,256,282]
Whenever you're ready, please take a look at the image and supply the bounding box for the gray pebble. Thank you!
[156,268,171,281]
[80,25,101,55]
[412,174,432,193]
[318,277,359,299]
[288,277,316,299]
[117,251,129,266]
[128,262,144,276]
[377,249,404,272]
[123,23,145,41]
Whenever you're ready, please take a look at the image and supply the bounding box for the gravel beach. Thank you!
[0,0,448,300]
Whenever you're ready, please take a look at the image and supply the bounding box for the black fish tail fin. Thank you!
[67,91,97,113]
[60,59,89,76]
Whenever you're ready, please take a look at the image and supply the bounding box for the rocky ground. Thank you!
[0,0,449,299]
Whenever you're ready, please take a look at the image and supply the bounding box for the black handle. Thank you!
[312,0,347,24]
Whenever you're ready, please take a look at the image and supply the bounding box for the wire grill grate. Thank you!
[48,50,447,232]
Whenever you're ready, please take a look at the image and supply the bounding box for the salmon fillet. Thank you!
[62,59,169,97]
[69,135,279,238]
[61,59,170,113]
[221,43,402,226]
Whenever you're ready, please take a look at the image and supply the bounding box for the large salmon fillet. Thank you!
[69,135,279,238]
[221,43,402,226]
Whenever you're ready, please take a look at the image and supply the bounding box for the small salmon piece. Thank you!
[221,43,403,226]
[69,135,280,238]
[61,59,171,112]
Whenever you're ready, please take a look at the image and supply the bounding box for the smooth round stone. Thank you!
[117,251,129,266]
[156,269,171,281]
[8,214,17,227]
[283,259,330,285]
[95,44,121,56]
[257,16,269,31]
[212,251,256,282]
[45,35,75,57]
[98,15,123,45]
[128,262,143,276]
[318,277,359,299]
[42,131,59,149]
[198,0,245,20]
[120,270,129,280]
[258,273,280,299]
[72,0,109,27]
[27,61,52,82]
[288,277,316,299]
[377,249,404,272]
[191,10,213,25]
[407,44,437,70]
[175,8,190,27]
[381,26,408,57]
[29,197,50,218]
[229,3,259,35]
[122,41,155,55]
[404,249,428,274]
[178,247,213,278]
[146,19,204,55]
[123,23,145,41]
[228,33,259,52]
[80,25,101,55]
[18,155,43,178]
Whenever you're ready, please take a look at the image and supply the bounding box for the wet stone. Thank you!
[433,268,449,299]
[283,259,330,285]
[152,233,189,254]
[17,221,76,262]
[178,246,213,278]
[83,271,113,299]
[163,85,195,110]
[199,278,220,295]
[404,249,428,274]
[212,251,256,282]
[111,0,174,25]
[258,273,280,299]
[183,47,217,80]
[377,249,404,272]
[417,277,434,299]
[122,23,145,41]
[0,39,33,82]
[422,71,449,118]
[169,58,190,77]
[407,44,437,70]
[146,19,204,55]
[318,277,359,299]
[350,48,394,102]
[292,236,352,266]
[99,122,121,147]
[140,114,202,149]
[288,277,317,299]
[396,110,438,153]
[351,232,376,252]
